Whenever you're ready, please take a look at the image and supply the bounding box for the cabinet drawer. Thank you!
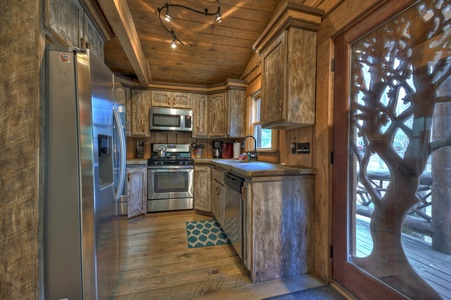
[212,168,225,185]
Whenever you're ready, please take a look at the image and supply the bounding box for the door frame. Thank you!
[332,0,417,298]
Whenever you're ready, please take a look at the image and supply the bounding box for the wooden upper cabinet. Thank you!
[227,89,246,138]
[208,93,227,137]
[115,83,132,136]
[45,0,83,47]
[193,94,208,137]
[261,27,316,129]
[194,89,245,138]
[151,90,192,109]
[44,0,109,60]
[83,12,104,60]
[131,89,151,137]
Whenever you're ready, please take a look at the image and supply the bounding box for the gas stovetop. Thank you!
[148,143,193,166]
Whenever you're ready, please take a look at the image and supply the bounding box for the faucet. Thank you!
[242,135,258,161]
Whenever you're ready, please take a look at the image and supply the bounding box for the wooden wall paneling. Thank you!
[313,38,334,282]
[167,132,177,144]
[278,131,287,164]
[317,0,386,45]
[1,0,42,298]
[176,133,190,144]
[154,131,168,144]
[126,138,135,159]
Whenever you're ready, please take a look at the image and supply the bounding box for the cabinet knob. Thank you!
[128,173,131,182]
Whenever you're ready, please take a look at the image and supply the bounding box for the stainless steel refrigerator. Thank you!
[44,45,127,299]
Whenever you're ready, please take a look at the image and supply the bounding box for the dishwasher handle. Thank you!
[225,173,244,193]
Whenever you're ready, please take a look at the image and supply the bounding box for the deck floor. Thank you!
[355,217,451,299]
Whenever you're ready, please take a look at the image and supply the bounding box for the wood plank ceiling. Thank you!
[103,0,282,86]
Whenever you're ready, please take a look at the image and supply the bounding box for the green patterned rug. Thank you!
[186,219,231,248]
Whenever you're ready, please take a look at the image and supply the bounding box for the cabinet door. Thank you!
[227,89,246,137]
[217,181,225,229]
[44,0,83,47]
[127,167,147,218]
[83,13,104,60]
[208,93,226,137]
[193,94,208,137]
[124,88,132,136]
[172,92,192,108]
[131,90,151,136]
[151,91,172,107]
[261,31,286,125]
[194,166,211,212]
[211,180,220,222]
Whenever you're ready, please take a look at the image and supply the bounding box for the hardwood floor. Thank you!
[112,210,325,299]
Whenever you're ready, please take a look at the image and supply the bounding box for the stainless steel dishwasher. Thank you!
[224,173,244,258]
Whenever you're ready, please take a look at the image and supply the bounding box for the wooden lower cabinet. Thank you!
[245,175,315,283]
[211,168,226,229]
[193,165,211,212]
[127,166,147,218]
[211,178,225,228]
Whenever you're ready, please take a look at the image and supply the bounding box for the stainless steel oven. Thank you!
[147,144,194,212]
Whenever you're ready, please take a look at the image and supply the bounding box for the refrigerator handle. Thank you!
[114,109,127,200]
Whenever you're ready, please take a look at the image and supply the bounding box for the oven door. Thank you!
[147,166,194,212]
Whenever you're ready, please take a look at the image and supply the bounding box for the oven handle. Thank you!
[147,165,194,170]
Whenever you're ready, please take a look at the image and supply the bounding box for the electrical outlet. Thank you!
[297,143,310,154]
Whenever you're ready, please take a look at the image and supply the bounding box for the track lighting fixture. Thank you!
[171,31,177,49]
[157,1,223,48]
[164,8,171,22]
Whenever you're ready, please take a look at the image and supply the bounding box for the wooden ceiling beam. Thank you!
[97,0,151,86]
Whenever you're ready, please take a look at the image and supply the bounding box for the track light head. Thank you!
[164,9,171,22]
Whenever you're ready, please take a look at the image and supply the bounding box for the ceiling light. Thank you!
[216,12,222,23]
[164,9,171,22]
[171,33,177,49]
[157,1,223,48]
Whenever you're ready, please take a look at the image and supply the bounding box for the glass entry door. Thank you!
[333,1,451,299]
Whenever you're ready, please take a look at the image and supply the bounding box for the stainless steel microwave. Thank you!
[149,107,193,132]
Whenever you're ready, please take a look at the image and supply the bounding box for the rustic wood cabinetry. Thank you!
[193,165,211,212]
[192,94,208,137]
[260,27,316,129]
[244,175,314,282]
[207,90,246,137]
[115,83,131,136]
[211,168,226,229]
[261,28,316,129]
[127,166,147,218]
[151,90,192,108]
[208,93,227,137]
[131,89,151,137]
[44,0,106,59]
[227,89,246,137]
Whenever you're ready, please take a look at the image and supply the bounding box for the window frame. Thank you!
[247,91,278,152]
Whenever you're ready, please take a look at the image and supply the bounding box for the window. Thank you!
[249,92,277,150]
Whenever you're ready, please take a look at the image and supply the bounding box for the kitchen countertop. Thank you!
[194,159,315,178]
[126,159,147,166]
